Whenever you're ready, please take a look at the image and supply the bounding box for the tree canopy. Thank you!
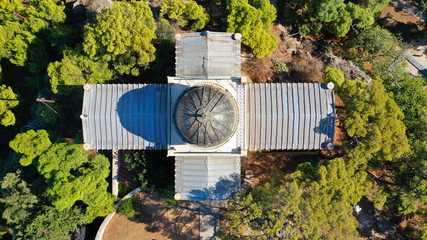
[9,130,52,166]
[338,78,410,161]
[220,158,368,239]
[161,0,210,31]
[283,0,389,37]
[0,0,73,73]
[37,143,115,222]
[227,0,277,57]
[22,206,84,240]
[0,85,19,126]
[47,47,113,94]
[0,170,38,228]
[83,0,157,76]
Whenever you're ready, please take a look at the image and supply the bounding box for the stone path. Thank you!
[112,149,119,196]
[191,201,226,240]
[390,0,427,22]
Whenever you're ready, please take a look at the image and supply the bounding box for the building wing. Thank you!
[246,83,335,150]
[175,32,241,78]
[175,155,241,201]
[81,84,169,150]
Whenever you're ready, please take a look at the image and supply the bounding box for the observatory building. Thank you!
[81,32,336,201]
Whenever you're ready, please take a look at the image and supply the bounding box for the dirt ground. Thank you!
[103,192,199,240]
[242,151,317,187]
[380,4,425,41]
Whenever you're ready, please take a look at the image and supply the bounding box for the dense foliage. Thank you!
[227,0,277,57]
[161,0,210,31]
[9,129,52,166]
[0,171,38,229]
[283,0,389,37]
[118,198,136,218]
[0,84,19,126]
[0,0,425,238]
[340,79,410,161]
[220,157,368,239]
[125,152,148,191]
[83,0,157,76]
[47,47,113,94]
[23,206,85,240]
[0,0,77,73]
[37,143,115,222]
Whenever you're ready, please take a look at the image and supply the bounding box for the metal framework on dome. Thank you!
[173,84,238,149]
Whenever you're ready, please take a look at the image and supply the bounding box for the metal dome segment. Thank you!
[174,84,238,149]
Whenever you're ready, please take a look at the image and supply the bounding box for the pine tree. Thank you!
[83,0,157,76]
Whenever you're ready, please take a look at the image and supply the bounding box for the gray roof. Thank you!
[81,84,168,150]
[246,83,335,150]
[175,155,241,201]
[175,32,241,78]
[174,84,239,149]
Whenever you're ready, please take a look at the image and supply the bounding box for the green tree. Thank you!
[283,0,389,37]
[0,0,68,71]
[0,171,38,228]
[227,0,277,57]
[37,143,115,223]
[385,74,427,141]
[339,79,410,161]
[183,1,210,31]
[324,67,345,87]
[47,47,113,94]
[0,85,19,126]
[156,18,177,42]
[329,4,352,37]
[23,206,84,240]
[83,0,157,76]
[161,0,210,31]
[160,0,185,24]
[220,158,367,239]
[36,105,58,124]
[125,152,148,190]
[9,130,52,166]
[395,141,427,214]
[357,26,400,57]
[118,198,136,218]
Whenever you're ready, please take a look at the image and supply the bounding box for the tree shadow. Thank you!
[378,13,425,42]
[313,112,336,150]
[116,85,169,149]
[187,173,241,201]
[127,192,200,240]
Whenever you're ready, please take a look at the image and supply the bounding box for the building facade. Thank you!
[81,32,335,201]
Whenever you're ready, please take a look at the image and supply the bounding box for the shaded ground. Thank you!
[242,151,318,187]
[355,197,410,240]
[103,192,199,240]
[379,4,425,41]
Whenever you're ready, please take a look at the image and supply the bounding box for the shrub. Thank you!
[118,198,136,218]
[324,67,345,87]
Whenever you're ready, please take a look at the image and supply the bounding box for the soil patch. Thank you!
[103,192,199,240]
[379,5,425,41]
[242,151,317,187]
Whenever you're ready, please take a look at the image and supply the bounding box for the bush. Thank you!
[125,152,148,190]
[118,198,136,218]
[118,182,133,198]
[156,18,176,42]
[324,67,345,87]
[36,105,59,124]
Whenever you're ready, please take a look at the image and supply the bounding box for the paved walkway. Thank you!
[192,201,226,240]
[390,0,427,22]
[112,149,119,196]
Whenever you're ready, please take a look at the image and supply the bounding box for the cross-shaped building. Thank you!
[81,32,336,201]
